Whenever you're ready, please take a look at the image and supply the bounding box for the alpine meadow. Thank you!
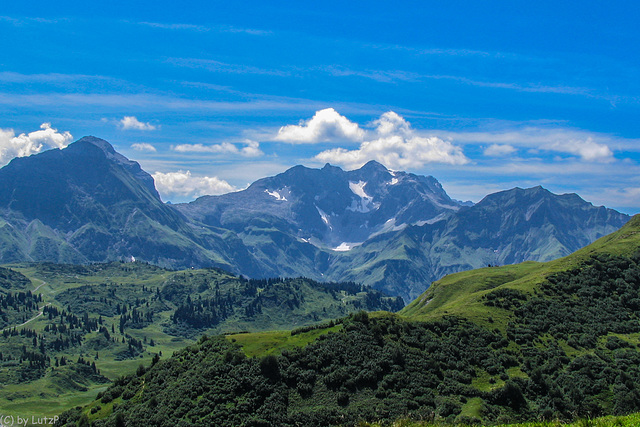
[2,2,640,426]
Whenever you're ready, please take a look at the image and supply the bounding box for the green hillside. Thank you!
[363,413,640,426]
[54,215,640,426]
[0,262,401,421]
[401,214,640,326]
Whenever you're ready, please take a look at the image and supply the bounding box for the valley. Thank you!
[0,262,400,419]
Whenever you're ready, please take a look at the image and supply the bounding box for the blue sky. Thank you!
[1,1,639,213]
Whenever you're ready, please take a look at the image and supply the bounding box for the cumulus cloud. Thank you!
[120,116,156,131]
[484,144,517,157]
[313,111,469,169]
[131,143,157,152]
[239,140,263,157]
[0,123,73,166]
[172,140,263,157]
[548,137,613,162]
[373,111,412,136]
[152,170,236,200]
[315,136,469,170]
[274,108,365,143]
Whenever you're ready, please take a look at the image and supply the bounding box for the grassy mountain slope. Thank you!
[59,215,640,426]
[363,413,640,426]
[401,214,640,325]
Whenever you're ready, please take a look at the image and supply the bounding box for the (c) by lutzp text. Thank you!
[0,414,59,426]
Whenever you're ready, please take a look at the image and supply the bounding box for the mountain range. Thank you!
[0,136,630,301]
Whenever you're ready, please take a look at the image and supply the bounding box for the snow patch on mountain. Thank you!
[365,218,410,240]
[333,242,352,251]
[332,241,365,252]
[347,181,380,213]
[421,192,460,211]
[382,218,409,232]
[316,205,333,230]
[349,181,369,199]
[415,212,449,226]
[348,200,374,213]
[265,188,289,201]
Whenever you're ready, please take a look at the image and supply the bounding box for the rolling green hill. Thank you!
[401,214,640,325]
[55,215,640,426]
[0,261,401,420]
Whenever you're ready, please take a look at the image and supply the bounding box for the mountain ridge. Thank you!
[177,159,461,248]
[0,137,263,275]
[0,137,631,300]
[319,184,628,300]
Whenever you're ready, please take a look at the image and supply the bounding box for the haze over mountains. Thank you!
[0,137,630,301]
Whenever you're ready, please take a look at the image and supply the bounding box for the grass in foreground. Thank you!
[361,412,640,426]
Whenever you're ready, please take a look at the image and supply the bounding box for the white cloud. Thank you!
[152,170,236,200]
[0,123,73,166]
[137,21,270,36]
[0,92,333,115]
[315,135,469,170]
[120,116,156,131]
[138,21,209,32]
[131,143,157,152]
[548,137,613,162]
[484,144,517,157]
[173,142,237,154]
[373,111,412,136]
[239,140,263,157]
[312,111,469,169]
[322,66,420,83]
[274,108,365,143]
[168,58,289,77]
[172,140,263,157]
[441,128,616,162]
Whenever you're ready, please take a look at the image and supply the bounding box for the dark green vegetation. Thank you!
[0,137,628,302]
[363,412,640,427]
[0,261,400,418]
[57,215,640,426]
[57,314,516,426]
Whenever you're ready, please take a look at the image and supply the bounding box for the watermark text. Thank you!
[0,415,59,426]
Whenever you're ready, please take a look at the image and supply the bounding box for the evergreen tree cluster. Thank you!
[56,314,517,426]
[0,290,42,328]
[166,273,403,333]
